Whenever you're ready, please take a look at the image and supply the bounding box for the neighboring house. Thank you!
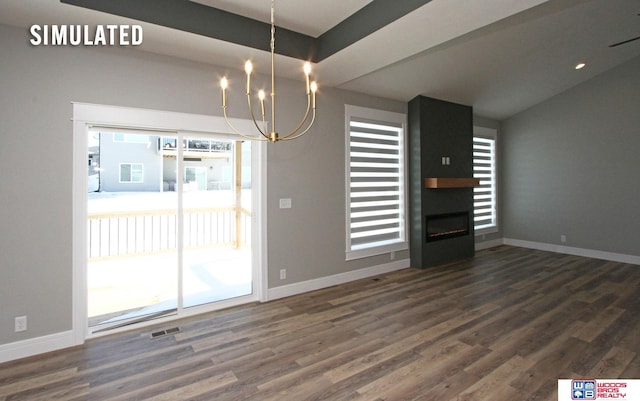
[97,132,162,192]
[91,132,245,193]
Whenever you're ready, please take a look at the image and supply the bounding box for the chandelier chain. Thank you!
[270,0,275,53]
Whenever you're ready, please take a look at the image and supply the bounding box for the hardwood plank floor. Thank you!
[1,246,638,400]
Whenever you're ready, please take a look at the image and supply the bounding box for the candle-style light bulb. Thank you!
[244,61,253,94]
[220,77,228,107]
[310,81,318,108]
[304,62,311,93]
[258,90,266,117]
[218,0,318,144]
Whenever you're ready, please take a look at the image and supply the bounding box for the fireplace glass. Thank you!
[425,212,470,242]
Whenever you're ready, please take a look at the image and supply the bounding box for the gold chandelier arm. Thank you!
[222,105,268,142]
[261,111,268,136]
[279,108,316,141]
[246,93,271,141]
[279,93,312,140]
[219,0,317,143]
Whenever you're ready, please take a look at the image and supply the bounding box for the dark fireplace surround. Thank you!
[408,95,475,268]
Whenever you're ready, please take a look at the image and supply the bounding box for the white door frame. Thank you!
[72,102,268,341]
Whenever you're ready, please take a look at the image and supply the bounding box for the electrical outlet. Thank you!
[15,316,27,332]
[279,198,292,209]
[280,269,286,280]
[560,235,567,243]
[390,252,396,261]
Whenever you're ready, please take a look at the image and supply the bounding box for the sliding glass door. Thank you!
[181,137,252,308]
[87,130,252,330]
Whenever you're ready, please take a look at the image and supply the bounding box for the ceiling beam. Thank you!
[61,0,315,60]
[60,0,431,62]
[315,0,432,61]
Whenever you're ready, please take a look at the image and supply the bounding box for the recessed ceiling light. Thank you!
[575,63,586,70]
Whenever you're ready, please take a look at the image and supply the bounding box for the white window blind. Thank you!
[473,133,497,232]
[346,106,408,260]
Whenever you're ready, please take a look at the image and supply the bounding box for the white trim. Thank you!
[256,141,269,302]
[88,293,259,339]
[72,102,266,344]
[266,258,410,301]
[345,105,409,261]
[473,126,498,234]
[346,242,408,261]
[73,102,256,136]
[503,238,640,265]
[72,118,89,346]
[0,331,76,364]
[475,237,640,265]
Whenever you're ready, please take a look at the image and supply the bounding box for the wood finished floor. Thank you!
[1,245,639,401]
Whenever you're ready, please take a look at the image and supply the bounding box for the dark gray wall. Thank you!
[502,55,640,256]
[408,96,475,268]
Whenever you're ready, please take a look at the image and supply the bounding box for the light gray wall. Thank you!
[264,85,407,285]
[501,55,640,256]
[0,23,407,345]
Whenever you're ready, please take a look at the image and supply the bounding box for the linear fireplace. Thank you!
[425,212,470,242]
[409,95,474,267]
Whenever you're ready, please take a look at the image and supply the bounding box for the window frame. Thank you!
[119,162,144,183]
[345,105,409,261]
[473,126,498,235]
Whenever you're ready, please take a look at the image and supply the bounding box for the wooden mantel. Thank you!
[425,177,480,188]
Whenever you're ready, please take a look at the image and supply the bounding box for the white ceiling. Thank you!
[1,0,639,120]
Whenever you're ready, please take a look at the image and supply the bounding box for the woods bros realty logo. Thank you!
[29,25,143,46]
[558,379,639,400]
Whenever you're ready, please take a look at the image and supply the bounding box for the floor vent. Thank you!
[151,327,181,338]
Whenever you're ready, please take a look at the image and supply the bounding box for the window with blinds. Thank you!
[346,105,408,260]
[473,131,497,233]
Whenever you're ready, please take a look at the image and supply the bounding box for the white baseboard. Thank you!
[0,330,79,364]
[503,238,640,266]
[4,240,633,364]
[0,260,410,363]
[267,258,410,301]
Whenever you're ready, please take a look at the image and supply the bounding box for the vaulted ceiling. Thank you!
[1,0,639,120]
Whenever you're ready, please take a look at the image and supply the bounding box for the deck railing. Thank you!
[88,207,251,260]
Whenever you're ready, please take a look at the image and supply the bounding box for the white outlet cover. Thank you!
[15,316,27,332]
[279,198,292,209]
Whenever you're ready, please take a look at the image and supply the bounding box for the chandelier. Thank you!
[220,0,318,143]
